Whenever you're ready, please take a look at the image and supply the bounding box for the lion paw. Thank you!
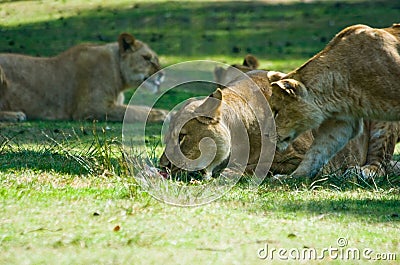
[359,165,384,180]
[0,111,26,122]
[15,111,27,122]
[345,165,384,181]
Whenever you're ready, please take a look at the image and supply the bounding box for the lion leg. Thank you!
[107,104,168,123]
[0,111,26,122]
[359,121,400,179]
[291,118,363,178]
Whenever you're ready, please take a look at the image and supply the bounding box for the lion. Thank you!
[0,33,167,122]
[269,24,400,178]
[214,54,260,85]
[159,70,400,180]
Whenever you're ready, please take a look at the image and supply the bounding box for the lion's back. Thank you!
[0,44,119,120]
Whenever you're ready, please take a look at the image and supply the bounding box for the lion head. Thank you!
[270,79,324,151]
[160,70,288,180]
[214,54,260,85]
[160,89,231,180]
[118,33,163,93]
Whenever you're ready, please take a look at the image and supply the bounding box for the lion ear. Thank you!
[195,89,223,124]
[243,54,259,69]
[118,33,138,54]
[271,79,308,98]
[267,71,287,82]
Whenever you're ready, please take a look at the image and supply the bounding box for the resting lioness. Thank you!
[269,24,400,178]
[0,33,167,122]
[160,71,399,179]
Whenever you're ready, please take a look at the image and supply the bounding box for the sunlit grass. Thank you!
[0,119,399,264]
[1,168,399,264]
[0,0,145,27]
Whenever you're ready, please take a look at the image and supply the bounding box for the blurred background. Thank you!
[2,0,397,110]
[1,0,399,72]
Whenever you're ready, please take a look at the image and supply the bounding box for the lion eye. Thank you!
[272,109,278,119]
[178,133,186,143]
[142,54,152,60]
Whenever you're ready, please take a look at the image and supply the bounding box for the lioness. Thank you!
[269,24,400,178]
[160,71,399,179]
[214,54,260,85]
[0,33,167,122]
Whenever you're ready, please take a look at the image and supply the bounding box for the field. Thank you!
[0,0,399,264]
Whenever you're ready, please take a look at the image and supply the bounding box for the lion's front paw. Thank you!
[0,111,26,122]
[359,165,384,180]
[15,111,27,122]
[344,165,384,181]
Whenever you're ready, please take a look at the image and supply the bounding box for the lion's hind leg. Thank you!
[359,121,400,179]
[72,104,169,122]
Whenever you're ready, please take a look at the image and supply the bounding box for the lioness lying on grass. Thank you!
[160,70,399,180]
[0,33,167,122]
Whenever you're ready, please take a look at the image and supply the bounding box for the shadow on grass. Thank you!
[1,0,399,61]
[253,177,400,222]
[0,121,131,176]
[279,197,400,222]
[0,149,92,175]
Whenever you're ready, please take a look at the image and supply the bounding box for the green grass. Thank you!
[0,115,398,265]
[1,171,399,264]
[1,1,400,264]
[2,0,400,70]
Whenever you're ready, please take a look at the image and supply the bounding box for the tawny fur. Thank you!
[160,70,399,179]
[270,24,400,178]
[0,33,167,122]
[214,54,260,85]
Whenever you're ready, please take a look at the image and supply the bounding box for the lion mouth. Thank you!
[142,80,160,94]
[143,72,165,94]
[159,154,231,181]
[163,167,206,182]
[210,155,230,177]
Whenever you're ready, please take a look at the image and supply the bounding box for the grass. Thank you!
[1,0,400,264]
[1,172,399,264]
[2,0,400,70]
